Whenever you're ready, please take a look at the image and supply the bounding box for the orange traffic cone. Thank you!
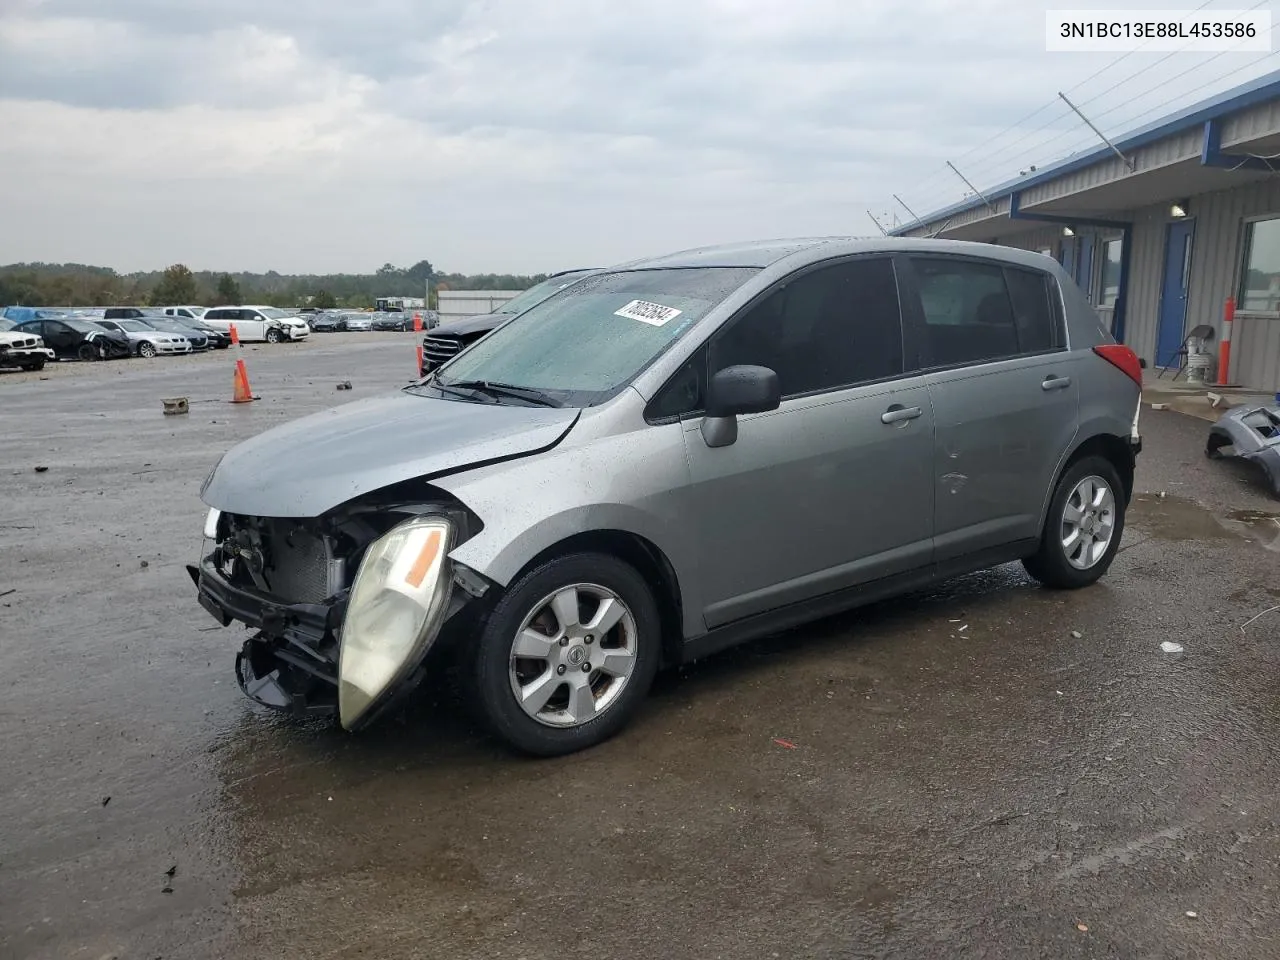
[413,312,423,332]
[232,358,256,403]
[229,323,240,347]
[416,345,425,378]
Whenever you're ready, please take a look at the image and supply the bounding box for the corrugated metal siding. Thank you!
[1021,129,1203,206]
[1122,209,1167,366]
[1221,100,1280,145]
[1183,179,1280,390]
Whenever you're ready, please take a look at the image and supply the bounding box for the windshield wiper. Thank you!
[437,379,562,407]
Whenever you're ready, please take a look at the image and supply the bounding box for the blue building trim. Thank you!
[893,68,1280,235]
[1201,118,1278,172]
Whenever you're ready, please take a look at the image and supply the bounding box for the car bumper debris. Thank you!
[1206,404,1280,497]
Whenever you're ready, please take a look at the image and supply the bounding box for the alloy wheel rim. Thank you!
[1061,474,1116,570]
[508,583,638,728]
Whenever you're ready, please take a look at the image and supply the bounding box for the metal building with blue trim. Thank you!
[895,68,1280,392]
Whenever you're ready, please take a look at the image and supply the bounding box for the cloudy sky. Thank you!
[1,0,1276,274]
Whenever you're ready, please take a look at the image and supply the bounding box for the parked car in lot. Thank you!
[371,311,413,331]
[94,318,192,357]
[192,238,1142,756]
[140,317,215,351]
[420,268,598,375]
[12,316,131,361]
[342,312,373,332]
[162,306,207,321]
[311,312,348,332]
[0,317,56,371]
[201,306,310,343]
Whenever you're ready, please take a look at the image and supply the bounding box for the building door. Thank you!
[1060,236,1077,279]
[1156,219,1195,367]
[1077,234,1095,298]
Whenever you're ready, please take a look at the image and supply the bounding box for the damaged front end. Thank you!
[1207,404,1280,498]
[188,497,490,730]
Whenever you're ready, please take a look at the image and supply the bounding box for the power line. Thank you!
[890,0,1224,205]
[889,0,1267,214]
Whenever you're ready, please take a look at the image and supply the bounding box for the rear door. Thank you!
[899,256,1078,562]
[676,255,935,628]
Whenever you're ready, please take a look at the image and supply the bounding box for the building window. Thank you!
[1240,217,1280,313]
[1100,238,1122,306]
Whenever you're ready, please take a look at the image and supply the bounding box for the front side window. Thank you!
[710,257,904,398]
[426,267,758,407]
[1240,217,1280,313]
[1100,238,1123,307]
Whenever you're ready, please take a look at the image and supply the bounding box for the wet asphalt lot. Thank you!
[3,335,1280,960]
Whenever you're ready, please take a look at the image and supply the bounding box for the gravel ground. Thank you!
[3,336,1280,960]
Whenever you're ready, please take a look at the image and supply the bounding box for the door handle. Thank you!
[1041,375,1072,391]
[881,404,923,424]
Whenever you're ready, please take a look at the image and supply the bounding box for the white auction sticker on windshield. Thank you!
[614,299,683,326]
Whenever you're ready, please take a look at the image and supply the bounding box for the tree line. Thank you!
[0,260,550,309]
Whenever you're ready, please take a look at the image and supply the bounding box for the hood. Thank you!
[201,391,580,518]
[0,331,44,347]
[428,311,513,338]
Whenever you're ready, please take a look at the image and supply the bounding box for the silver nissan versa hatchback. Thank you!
[191,238,1143,755]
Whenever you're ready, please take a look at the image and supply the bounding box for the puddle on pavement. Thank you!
[1131,494,1280,551]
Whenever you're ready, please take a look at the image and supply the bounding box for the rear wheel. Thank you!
[138,341,158,359]
[265,328,283,344]
[77,342,98,361]
[471,553,661,756]
[1023,455,1125,589]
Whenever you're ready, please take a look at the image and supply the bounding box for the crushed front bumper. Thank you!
[188,560,344,719]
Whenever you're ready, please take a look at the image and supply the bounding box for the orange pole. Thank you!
[1217,296,1234,386]
[416,345,424,378]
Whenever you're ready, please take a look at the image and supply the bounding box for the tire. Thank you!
[77,342,98,362]
[1023,454,1126,589]
[471,552,661,756]
[22,359,45,371]
[265,328,283,344]
[138,341,158,359]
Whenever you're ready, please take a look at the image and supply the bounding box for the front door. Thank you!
[1156,220,1195,367]
[678,256,935,629]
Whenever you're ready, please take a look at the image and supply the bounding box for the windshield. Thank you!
[258,308,292,320]
[66,319,106,333]
[428,267,758,406]
[117,320,156,332]
[496,270,595,315]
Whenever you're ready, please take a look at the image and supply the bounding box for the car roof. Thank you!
[610,237,1064,273]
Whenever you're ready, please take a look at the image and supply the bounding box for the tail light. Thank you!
[1093,344,1142,387]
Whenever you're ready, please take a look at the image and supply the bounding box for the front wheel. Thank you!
[138,341,158,359]
[77,342,98,361]
[471,553,661,756]
[265,328,283,344]
[1023,455,1126,589]
[22,359,45,371]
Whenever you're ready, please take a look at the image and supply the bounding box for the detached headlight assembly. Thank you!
[338,515,454,729]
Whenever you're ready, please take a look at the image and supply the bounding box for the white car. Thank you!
[162,306,207,321]
[94,318,192,358]
[201,306,310,343]
[0,318,56,371]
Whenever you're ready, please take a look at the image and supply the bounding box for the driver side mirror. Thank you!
[701,364,780,448]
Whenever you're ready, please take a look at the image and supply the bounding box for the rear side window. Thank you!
[205,310,225,320]
[910,258,1063,366]
[1004,267,1060,353]
[912,258,1019,366]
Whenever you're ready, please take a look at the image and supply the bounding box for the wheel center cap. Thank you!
[566,645,587,666]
